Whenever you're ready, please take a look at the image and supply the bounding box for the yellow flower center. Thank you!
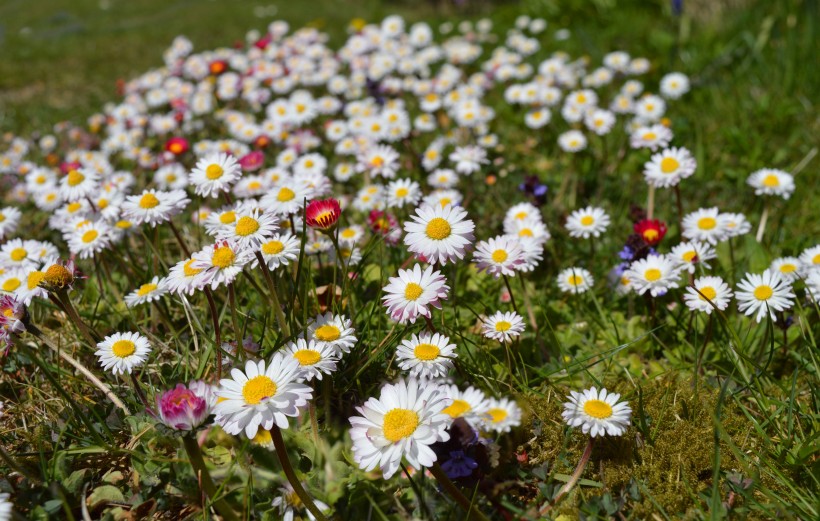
[425,217,451,240]
[413,343,440,361]
[235,216,260,236]
[27,271,46,289]
[262,240,284,255]
[813,253,820,265]
[660,157,680,173]
[439,198,452,208]
[211,246,235,268]
[116,220,132,229]
[2,278,20,292]
[293,349,321,366]
[698,286,717,300]
[67,170,85,186]
[762,174,780,187]
[495,320,511,332]
[487,408,508,423]
[251,429,273,446]
[219,211,236,224]
[10,248,27,262]
[112,340,136,358]
[277,187,295,202]
[580,215,594,226]
[67,202,82,213]
[778,264,796,273]
[442,399,471,418]
[82,230,98,243]
[643,132,657,141]
[568,275,583,286]
[404,282,424,301]
[314,324,341,342]
[139,193,160,209]
[136,283,158,296]
[644,268,662,281]
[341,229,356,239]
[754,285,773,301]
[97,199,109,209]
[242,375,278,405]
[371,156,384,167]
[43,265,73,288]
[681,251,697,262]
[491,249,508,263]
[183,259,202,277]
[205,164,224,180]
[382,408,420,442]
[0,213,4,222]
[583,399,613,419]
[395,187,409,198]
[697,217,716,230]
[518,228,533,238]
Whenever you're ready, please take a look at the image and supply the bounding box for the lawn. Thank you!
[0,0,817,519]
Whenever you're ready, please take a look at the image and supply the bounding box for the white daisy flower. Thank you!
[306,312,357,354]
[806,271,820,303]
[68,221,112,259]
[165,257,207,295]
[629,124,672,151]
[721,212,752,238]
[799,245,820,273]
[403,204,475,265]
[357,145,400,179]
[481,311,525,343]
[271,483,331,521]
[213,354,313,438]
[0,239,40,270]
[684,276,733,314]
[95,331,152,375]
[216,207,279,249]
[349,378,450,479]
[557,267,594,294]
[0,207,22,239]
[746,168,795,199]
[660,72,690,99]
[483,397,522,433]
[682,207,728,245]
[0,270,24,296]
[189,153,242,198]
[122,189,189,227]
[669,241,716,274]
[382,264,449,324]
[386,178,422,209]
[449,145,488,175]
[421,189,463,210]
[440,384,490,429]
[624,254,682,297]
[427,169,459,189]
[770,257,801,282]
[473,235,526,278]
[643,147,697,188]
[124,276,168,308]
[565,206,610,238]
[191,240,254,289]
[562,387,631,437]
[283,338,338,382]
[584,109,615,135]
[735,269,795,323]
[15,263,52,305]
[634,94,666,122]
[59,167,99,201]
[338,225,365,245]
[260,178,313,216]
[257,233,301,271]
[558,130,587,152]
[396,332,457,379]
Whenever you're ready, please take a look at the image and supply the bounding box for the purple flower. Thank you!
[157,381,213,431]
[618,246,634,261]
[441,450,478,479]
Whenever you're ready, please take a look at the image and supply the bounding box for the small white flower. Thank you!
[562,387,632,437]
[396,331,457,379]
[95,331,152,375]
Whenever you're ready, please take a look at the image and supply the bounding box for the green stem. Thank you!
[502,274,519,314]
[269,425,327,521]
[537,438,594,516]
[203,287,223,380]
[52,290,100,345]
[429,462,491,521]
[182,435,240,521]
[254,251,290,338]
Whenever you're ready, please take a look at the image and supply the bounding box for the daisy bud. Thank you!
[41,263,75,290]
[305,198,341,231]
[157,381,214,431]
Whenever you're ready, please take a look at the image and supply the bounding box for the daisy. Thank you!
[122,189,190,227]
[404,204,475,265]
[562,387,631,437]
[271,483,331,521]
[59,167,99,201]
[349,378,450,479]
[684,276,733,314]
[15,264,50,305]
[682,207,727,245]
[482,311,525,343]
[260,178,313,216]
[382,264,449,324]
[165,257,207,295]
[643,147,697,188]
[395,332,457,379]
[422,189,463,210]
[660,72,690,99]
[357,144,400,179]
[124,276,168,308]
[669,241,716,274]
[258,233,301,271]
[557,267,594,294]
[721,212,752,238]
[735,269,795,322]
[557,130,587,152]
[0,207,21,239]
[0,270,24,295]
[747,168,795,199]
[624,254,681,296]
[629,124,672,151]
[449,145,488,175]
[305,312,357,354]
[338,225,365,245]
[473,235,526,278]
[216,207,279,249]
[386,178,422,208]
[282,338,338,381]
[440,384,490,429]
[0,239,40,270]
[213,354,313,438]
[191,240,254,289]
[68,221,112,259]
[799,245,820,273]
[95,331,152,375]
[770,257,801,282]
[482,397,522,433]
[427,169,459,189]
[565,206,610,238]
[189,153,242,198]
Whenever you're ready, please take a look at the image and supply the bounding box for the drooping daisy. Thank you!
[216,207,279,249]
[770,257,801,282]
[191,240,254,289]
[382,264,450,324]
[747,168,795,199]
[557,267,594,294]
[258,233,301,271]
[565,206,610,238]
[669,241,716,274]
[481,311,525,343]
[122,189,190,227]
[124,276,168,308]
[95,331,152,375]
[643,147,697,188]
[386,178,422,209]
[189,153,242,198]
[282,338,338,381]
[213,355,313,438]
[683,276,733,314]
[624,254,681,296]
[735,269,795,323]
[349,378,450,479]
[682,207,727,245]
[440,384,490,429]
[305,312,357,354]
[404,204,475,265]
[395,332,457,379]
[562,387,631,437]
[473,235,526,278]
[482,397,522,433]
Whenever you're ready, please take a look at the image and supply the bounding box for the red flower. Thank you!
[238,150,264,172]
[305,199,341,231]
[254,135,272,149]
[59,161,81,174]
[164,137,189,156]
[634,219,667,246]
[209,60,227,75]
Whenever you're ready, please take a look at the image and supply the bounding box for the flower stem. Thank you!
[755,202,769,243]
[51,289,100,345]
[182,435,240,521]
[269,425,327,521]
[538,437,594,515]
[253,251,290,338]
[502,274,519,314]
[203,287,223,380]
[429,462,491,521]
[168,219,192,257]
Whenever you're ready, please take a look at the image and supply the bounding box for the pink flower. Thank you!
[157,381,213,431]
[238,150,265,172]
[305,198,341,231]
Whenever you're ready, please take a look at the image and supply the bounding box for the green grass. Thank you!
[0,0,818,519]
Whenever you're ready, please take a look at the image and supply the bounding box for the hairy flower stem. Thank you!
[253,251,290,338]
[51,290,101,345]
[203,287,223,379]
[130,372,150,409]
[269,425,328,521]
[429,462,491,521]
[502,274,519,314]
[538,438,594,516]
[182,435,240,521]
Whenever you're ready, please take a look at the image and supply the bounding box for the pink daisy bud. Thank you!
[157,381,213,431]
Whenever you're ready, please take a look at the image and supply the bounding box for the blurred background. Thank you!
[0,0,815,141]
